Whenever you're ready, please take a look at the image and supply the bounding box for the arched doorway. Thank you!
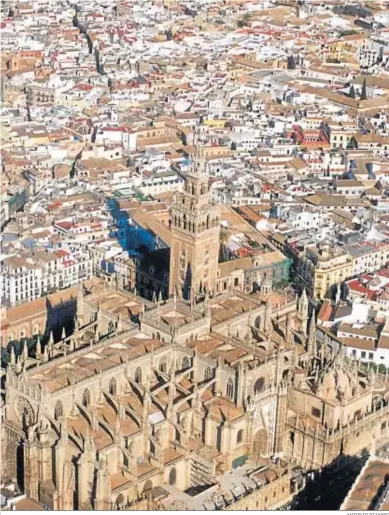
[252,428,269,460]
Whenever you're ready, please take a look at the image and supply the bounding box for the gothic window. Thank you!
[109,378,117,396]
[206,215,210,229]
[143,480,153,493]
[108,321,115,333]
[90,313,95,323]
[226,378,234,399]
[16,397,34,425]
[204,367,212,380]
[183,214,187,230]
[116,494,124,509]
[156,332,160,340]
[182,356,190,370]
[252,429,268,460]
[135,367,142,384]
[54,400,63,420]
[254,377,265,394]
[169,467,177,486]
[311,407,321,418]
[237,429,244,444]
[82,388,91,408]
[33,324,39,335]
[159,357,167,373]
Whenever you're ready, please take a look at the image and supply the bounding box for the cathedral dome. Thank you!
[318,368,337,398]
[336,368,353,401]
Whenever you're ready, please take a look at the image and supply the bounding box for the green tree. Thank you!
[237,12,251,28]
[360,78,367,100]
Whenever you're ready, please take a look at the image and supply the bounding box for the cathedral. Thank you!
[2,145,389,510]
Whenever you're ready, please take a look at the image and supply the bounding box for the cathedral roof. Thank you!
[28,336,164,393]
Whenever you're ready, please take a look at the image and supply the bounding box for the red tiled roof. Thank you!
[318,300,333,322]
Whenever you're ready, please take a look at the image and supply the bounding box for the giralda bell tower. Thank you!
[169,144,220,300]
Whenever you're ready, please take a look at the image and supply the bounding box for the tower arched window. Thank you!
[169,467,177,486]
[226,378,234,399]
[159,357,167,373]
[109,378,117,396]
[54,400,63,420]
[237,429,244,444]
[182,356,190,370]
[82,388,91,408]
[135,367,142,384]
[108,321,115,333]
[204,367,213,380]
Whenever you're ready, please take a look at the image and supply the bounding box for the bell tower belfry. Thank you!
[169,144,220,299]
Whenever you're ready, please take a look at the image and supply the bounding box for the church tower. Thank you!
[169,144,220,299]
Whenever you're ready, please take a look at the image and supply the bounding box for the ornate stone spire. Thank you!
[22,341,28,361]
[307,314,317,357]
[36,336,42,358]
[286,313,293,344]
[264,298,272,334]
[77,281,84,323]
[10,344,16,365]
[43,343,49,362]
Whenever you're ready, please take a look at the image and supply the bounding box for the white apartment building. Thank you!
[341,319,389,368]
[346,241,389,276]
[0,249,93,307]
